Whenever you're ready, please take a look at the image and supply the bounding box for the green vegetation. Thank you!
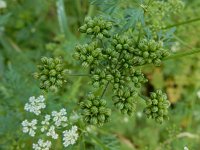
[0,0,200,150]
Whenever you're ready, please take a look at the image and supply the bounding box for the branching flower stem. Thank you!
[100,48,124,98]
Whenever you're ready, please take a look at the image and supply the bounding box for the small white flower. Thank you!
[63,125,79,147]
[32,139,51,150]
[0,0,6,9]
[41,115,51,132]
[184,146,189,150]
[22,119,37,137]
[52,108,68,127]
[197,90,200,99]
[46,125,58,139]
[24,95,46,115]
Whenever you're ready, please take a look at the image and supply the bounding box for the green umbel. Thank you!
[112,87,137,116]
[144,90,170,123]
[34,57,67,92]
[80,93,111,126]
[79,17,112,39]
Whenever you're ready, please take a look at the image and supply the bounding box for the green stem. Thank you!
[87,4,95,17]
[100,48,124,98]
[139,94,148,101]
[101,82,110,98]
[66,74,90,77]
[79,134,86,150]
[174,35,193,49]
[56,0,74,39]
[137,26,142,45]
[163,48,200,60]
[163,17,200,29]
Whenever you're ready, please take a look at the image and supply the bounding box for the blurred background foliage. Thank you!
[0,0,200,150]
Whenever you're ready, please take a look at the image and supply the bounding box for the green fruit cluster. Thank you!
[79,17,112,39]
[143,90,170,123]
[110,34,137,68]
[145,0,184,32]
[90,67,113,88]
[109,67,147,92]
[103,48,119,67]
[168,0,184,14]
[80,94,111,126]
[111,34,133,52]
[34,57,66,92]
[110,35,169,67]
[90,66,147,91]
[133,39,170,66]
[127,68,148,88]
[73,42,104,68]
[112,87,137,116]
[73,16,171,126]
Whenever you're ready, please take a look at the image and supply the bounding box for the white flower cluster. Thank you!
[33,139,51,150]
[41,115,51,132]
[22,119,37,137]
[24,95,46,115]
[46,125,58,139]
[22,95,79,149]
[52,108,68,127]
[63,126,79,147]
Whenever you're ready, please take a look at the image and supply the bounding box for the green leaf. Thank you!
[123,8,144,31]
[90,0,119,14]
[88,132,110,150]
[0,13,11,26]
[100,135,120,150]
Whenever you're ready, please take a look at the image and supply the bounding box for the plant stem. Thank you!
[56,0,74,39]
[100,49,124,98]
[163,17,200,29]
[163,48,200,61]
[101,82,110,98]
[139,94,148,101]
[66,74,90,77]
[87,4,95,17]
[174,35,193,49]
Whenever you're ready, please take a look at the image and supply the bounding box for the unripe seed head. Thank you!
[90,117,98,125]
